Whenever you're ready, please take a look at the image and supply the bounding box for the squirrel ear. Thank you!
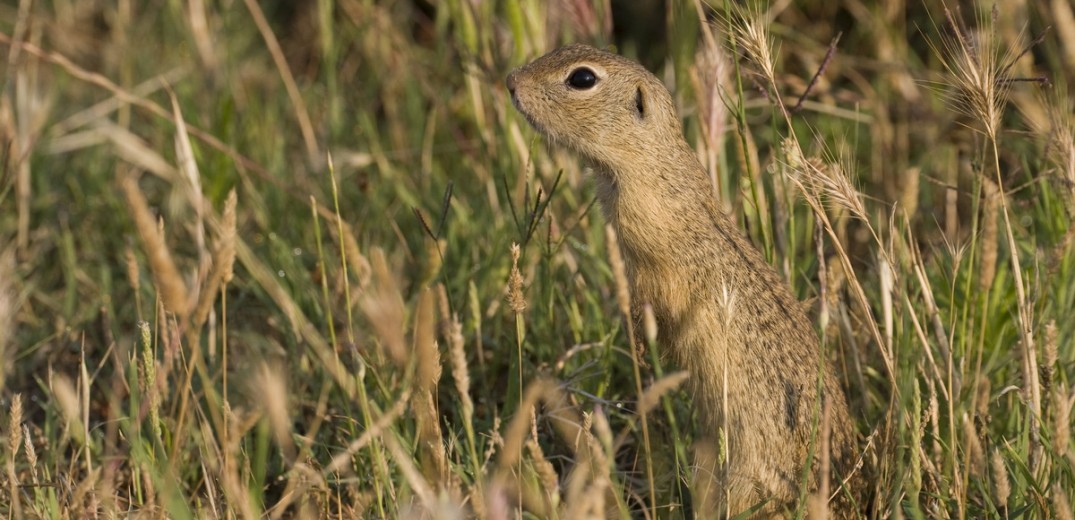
[635,85,646,119]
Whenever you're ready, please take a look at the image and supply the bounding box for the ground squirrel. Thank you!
[507,44,864,517]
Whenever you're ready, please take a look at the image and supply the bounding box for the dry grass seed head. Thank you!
[22,424,37,483]
[525,436,560,508]
[991,449,1010,507]
[1040,92,1075,209]
[192,188,238,329]
[125,245,141,293]
[51,375,84,445]
[7,393,22,464]
[507,242,528,313]
[217,188,238,283]
[781,139,867,221]
[1054,385,1072,455]
[361,247,407,366]
[938,7,1018,139]
[1054,483,1074,520]
[336,221,372,289]
[1043,320,1058,390]
[642,304,658,345]
[637,371,690,417]
[446,314,473,423]
[256,363,294,459]
[729,6,777,86]
[962,413,985,477]
[121,173,190,316]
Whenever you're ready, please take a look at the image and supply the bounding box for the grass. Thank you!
[0,0,1073,518]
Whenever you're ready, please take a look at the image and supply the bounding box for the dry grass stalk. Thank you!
[380,429,438,515]
[99,121,180,181]
[257,364,296,462]
[604,223,658,517]
[900,167,921,220]
[604,225,631,318]
[48,67,188,137]
[186,0,218,70]
[692,435,722,516]
[563,411,613,519]
[637,371,690,417]
[979,176,999,293]
[940,8,1044,474]
[323,387,412,475]
[124,244,144,320]
[336,221,372,289]
[642,304,658,345]
[498,380,564,471]
[436,284,451,334]
[12,62,50,256]
[414,288,441,393]
[0,250,13,392]
[170,92,208,280]
[817,399,831,518]
[193,189,238,330]
[0,32,271,179]
[361,248,407,366]
[51,374,85,445]
[689,26,731,195]
[780,139,897,384]
[240,0,318,160]
[493,379,595,516]
[525,436,559,510]
[413,288,448,485]
[121,173,190,317]
[413,376,448,487]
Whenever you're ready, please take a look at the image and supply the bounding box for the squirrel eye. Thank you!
[566,67,598,89]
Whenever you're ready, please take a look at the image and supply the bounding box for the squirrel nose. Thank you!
[506,71,518,96]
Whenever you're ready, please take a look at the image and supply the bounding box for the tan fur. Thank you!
[508,44,864,518]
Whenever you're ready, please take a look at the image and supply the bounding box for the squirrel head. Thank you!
[507,44,685,175]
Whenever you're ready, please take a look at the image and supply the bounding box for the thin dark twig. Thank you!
[435,181,454,239]
[1005,26,1050,74]
[997,26,1051,88]
[997,76,1050,86]
[413,207,435,240]
[525,189,544,245]
[749,74,775,104]
[791,32,842,115]
[499,173,521,236]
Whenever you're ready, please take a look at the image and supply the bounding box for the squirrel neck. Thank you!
[591,141,723,266]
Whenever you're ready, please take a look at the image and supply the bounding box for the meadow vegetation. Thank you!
[0,0,1073,518]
